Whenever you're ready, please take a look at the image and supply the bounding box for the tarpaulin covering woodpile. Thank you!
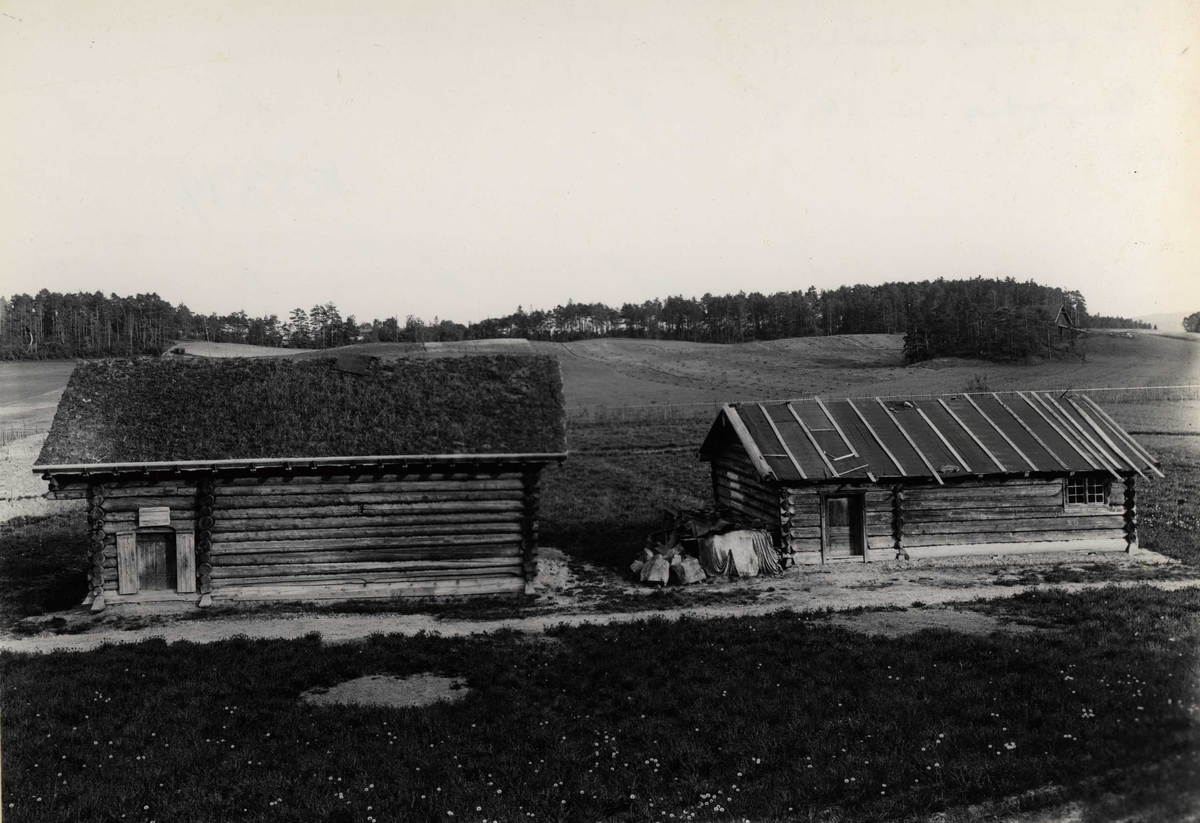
[634,507,782,584]
[698,529,782,578]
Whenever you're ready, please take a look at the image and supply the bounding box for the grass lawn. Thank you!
[1135,435,1200,567]
[541,419,711,570]
[0,512,89,628]
[2,585,1199,822]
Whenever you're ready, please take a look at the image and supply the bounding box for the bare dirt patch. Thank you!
[822,607,1036,637]
[301,673,470,709]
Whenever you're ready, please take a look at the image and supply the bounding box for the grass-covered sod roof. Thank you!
[37,355,566,465]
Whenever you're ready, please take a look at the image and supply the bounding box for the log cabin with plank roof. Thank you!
[698,392,1162,564]
[34,354,567,611]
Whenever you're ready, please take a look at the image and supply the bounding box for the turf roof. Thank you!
[37,355,566,466]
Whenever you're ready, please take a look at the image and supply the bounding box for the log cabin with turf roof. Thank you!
[698,392,1162,564]
[34,354,567,611]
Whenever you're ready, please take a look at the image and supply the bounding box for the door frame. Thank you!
[819,492,867,563]
[117,525,179,595]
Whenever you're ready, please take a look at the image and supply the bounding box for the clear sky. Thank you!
[2,0,1197,323]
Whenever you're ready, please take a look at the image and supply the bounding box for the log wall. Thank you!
[704,438,1136,564]
[890,476,1130,558]
[710,439,788,547]
[73,478,199,597]
[781,475,1132,562]
[207,470,533,599]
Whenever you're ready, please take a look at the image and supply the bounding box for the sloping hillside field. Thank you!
[9,331,1196,427]
[540,331,1200,407]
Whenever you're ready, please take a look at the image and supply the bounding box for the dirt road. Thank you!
[5,550,1197,655]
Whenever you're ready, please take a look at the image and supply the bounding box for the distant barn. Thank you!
[35,355,566,610]
[699,393,1161,563]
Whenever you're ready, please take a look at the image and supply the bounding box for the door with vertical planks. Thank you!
[824,496,865,558]
[137,533,177,590]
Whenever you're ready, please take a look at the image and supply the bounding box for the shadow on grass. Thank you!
[540,448,710,571]
[0,511,88,630]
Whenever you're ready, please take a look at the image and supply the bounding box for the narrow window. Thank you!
[1066,475,1107,505]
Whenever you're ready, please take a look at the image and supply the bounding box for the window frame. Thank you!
[1063,474,1110,508]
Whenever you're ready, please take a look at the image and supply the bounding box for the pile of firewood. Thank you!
[629,506,749,587]
[630,542,706,586]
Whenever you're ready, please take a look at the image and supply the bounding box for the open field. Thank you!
[8,331,1199,418]
[173,330,1200,409]
[0,361,76,435]
[167,340,316,357]
[543,331,1200,409]
[1106,400,1200,434]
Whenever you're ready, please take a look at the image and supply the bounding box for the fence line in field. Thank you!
[0,423,49,448]
[565,384,1200,423]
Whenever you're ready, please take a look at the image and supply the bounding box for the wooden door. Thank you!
[137,533,177,591]
[824,496,864,558]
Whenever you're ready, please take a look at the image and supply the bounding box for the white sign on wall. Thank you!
[138,506,171,527]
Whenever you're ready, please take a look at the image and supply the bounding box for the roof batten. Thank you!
[814,397,858,459]
[991,392,1069,470]
[875,399,943,484]
[1019,392,1099,470]
[1078,396,1166,478]
[915,407,972,472]
[845,399,906,476]
[785,403,838,477]
[963,394,1035,470]
[1066,397,1148,480]
[1040,394,1123,479]
[757,403,808,480]
[723,405,777,482]
[937,398,1006,472]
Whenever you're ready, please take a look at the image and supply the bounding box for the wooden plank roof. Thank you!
[698,393,1162,484]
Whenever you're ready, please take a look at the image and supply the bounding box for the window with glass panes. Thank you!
[1066,475,1107,505]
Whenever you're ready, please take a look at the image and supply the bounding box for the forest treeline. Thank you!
[466,279,1152,362]
[1,278,1155,363]
[0,292,468,360]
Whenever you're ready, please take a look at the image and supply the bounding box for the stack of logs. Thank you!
[196,478,215,607]
[630,543,707,587]
[85,484,107,612]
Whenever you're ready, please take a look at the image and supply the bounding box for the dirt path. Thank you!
[5,573,1198,656]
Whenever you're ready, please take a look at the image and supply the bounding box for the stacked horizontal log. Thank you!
[780,491,821,562]
[207,472,530,598]
[711,442,783,540]
[93,480,197,595]
[869,477,1129,556]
